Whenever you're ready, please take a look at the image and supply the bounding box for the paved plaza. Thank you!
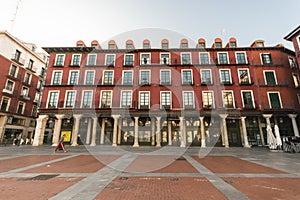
[0,145,299,200]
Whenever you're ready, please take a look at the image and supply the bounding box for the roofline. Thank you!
[284,25,300,41]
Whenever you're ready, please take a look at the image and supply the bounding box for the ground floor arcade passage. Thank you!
[32,113,299,148]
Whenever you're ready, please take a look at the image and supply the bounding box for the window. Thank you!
[52,71,62,85]
[122,71,133,85]
[202,91,214,109]
[103,71,114,85]
[140,53,150,65]
[264,71,277,86]
[5,80,14,92]
[230,42,237,48]
[261,53,272,65]
[160,53,170,64]
[238,69,251,84]
[121,91,132,108]
[65,91,76,108]
[85,71,95,85]
[140,70,150,85]
[100,90,112,108]
[24,73,31,84]
[105,54,115,66]
[82,91,93,108]
[215,42,222,48]
[37,80,42,90]
[268,92,282,109]
[48,91,59,108]
[34,92,40,102]
[28,59,34,69]
[241,91,254,109]
[222,91,234,108]
[160,70,171,85]
[181,43,188,48]
[17,102,25,114]
[293,74,300,88]
[198,43,205,48]
[87,54,96,66]
[161,91,171,109]
[32,105,38,117]
[236,52,247,64]
[182,69,193,85]
[1,97,10,111]
[108,44,115,49]
[72,54,81,66]
[21,87,28,97]
[181,53,191,64]
[298,94,300,105]
[126,44,133,49]
[183,91,194,109]
[289,57,297,68]
[14,50,21,61]
[139,92,150,109]
[199,53,210,65]
[124,54,134,66]
[162,43,168,49]
[143,43,150,49]
[220,69,232,84]
[218,53,229,64]
[201,69,212,85]
[69,71,79,85]
[55,54,65,66]
[9,65,17,77]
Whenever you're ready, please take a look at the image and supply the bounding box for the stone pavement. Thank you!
[0,145,299,200]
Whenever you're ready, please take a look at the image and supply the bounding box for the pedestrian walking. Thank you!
[54,134,67,153]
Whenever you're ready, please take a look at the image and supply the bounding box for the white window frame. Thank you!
[297,93,300,105]
[102,70,114,85]
[105,54,116,66]
[55,54,65,66]
[219,69,232,84]
[71,54,81,66]
[235,51,248,64]
[260,53,272,65]
[21,86,29,97]
[181,52,192,65]
[267,91,283,109]
[47,90,60,108]
[81,90,93,108]
[87,54,97,66]
[202,90,214,109]
[160,69,171,85]
[34,92,40,102]
[4,79,15,94]
[51,70,63,85]
[140,53,151,65]
[120,90,132,108]
[288,56,297,68]
[139,70,151,85]
[217,52,229,64]
[160,91,172,109]
[181,69,193,85]
[17,101,25,114]
[9,64,19,78]
[238,68,251,84]
[222,90,235,108]
[122,70,133,85]
[199,52,210,65]
[124,54,134,66]
[68,70,79,85]
[292,73,300,88]
[64,90,76,108]
[182,91,195,109]
[100,90,113,108]
[241,90,255,108]
[200,69,213,84]
[1,96,11,111]
[263,70,277,85]
[84,70,95,85]
[139,91,150,109]
[160,53,170,65]
[24,72,32,85]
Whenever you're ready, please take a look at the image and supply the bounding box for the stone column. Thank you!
[241,117,250,148]
[257,117,265,146]
[90,116,98,146]
[85,118,92,145]
[71,114,82,146]
[52,114,65,146]
[263,114,272,127]
[199,117,206,148]
[112,115,120,146]
[33,115,48,146]
[133,117,139,147]
[151,118,155,146]
[117,118,122,145]
[179,117,186,147]
[100,118,105,145]
[168,120,172,146]
[156,116,161,147]
[288,114,299,137]
[219,114,229,148]
[0,116,8,142]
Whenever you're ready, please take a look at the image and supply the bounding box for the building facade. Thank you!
[34,37,300,147]
[0,31,47,144]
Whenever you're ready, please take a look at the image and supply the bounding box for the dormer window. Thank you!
[230,42,236,48]
[108,44,115,49]
[162,43,168,49]
[215,42,222,48]
[126,44,133,49]
[181,43,188,48]
[198,43,205,48]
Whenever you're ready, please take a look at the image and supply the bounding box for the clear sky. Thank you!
[0,0,299,50]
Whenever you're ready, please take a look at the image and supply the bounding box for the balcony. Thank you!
[20,95,30,101]
[11,54,25,65]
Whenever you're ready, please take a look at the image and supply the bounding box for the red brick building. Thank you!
[0,31,47,144]
[34,36,300,147]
